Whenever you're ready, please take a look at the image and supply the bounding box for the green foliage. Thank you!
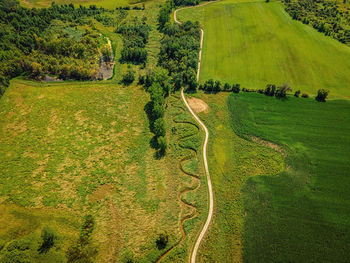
[155,234,168,250]
[38,227,56,254]
[275,83,292,99]
[158,18,201,91]
[315,89,329,102]
[232,84,240,93]
[116,18,150,64]
[122,69,135,85]
[223,83,231,91]
[153,118,166,137]
[157,136,167,156]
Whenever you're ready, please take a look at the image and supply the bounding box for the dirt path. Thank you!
[181,88,213,263]
[174,3,218,262]
[155,95,201,263]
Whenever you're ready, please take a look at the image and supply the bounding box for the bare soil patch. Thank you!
[187,97,209,113]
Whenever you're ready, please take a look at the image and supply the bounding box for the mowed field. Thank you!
[229,93,350,262]
[0,79,206,262]
[177,0,350,98]
[20,0,128,8]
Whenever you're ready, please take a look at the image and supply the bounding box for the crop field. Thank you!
[20,0,129,8]
[228,93,350,262]
[0,79,207,262]
[177,0,350,98]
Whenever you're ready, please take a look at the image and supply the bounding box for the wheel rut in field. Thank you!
[155,94,201,263]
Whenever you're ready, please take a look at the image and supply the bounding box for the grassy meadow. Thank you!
[177,0,350,99]
[0,79,207,262]
[228,93,350,262]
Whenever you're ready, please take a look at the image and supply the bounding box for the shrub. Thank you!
[275,84,292,99]
[315,89,329,102]
[156,234,168,250]
[38,226,56,254]
[294,90,301,97]
[223,83,231,91]
[153,118,166,137]
[157,136,167,155]
[122,69,135,85]
[152,102,164,119]
[265,84,276,96]
[301,93,309,98]
[232,84,240,93]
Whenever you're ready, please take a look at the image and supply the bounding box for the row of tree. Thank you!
[198,79,329,101]
[140,68,172,156]
[199,79,241,93]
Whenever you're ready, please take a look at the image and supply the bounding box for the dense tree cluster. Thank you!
[0,0,112,96]
[283,0,350,45]
[116,18,150,65]
[140,68,172,156]
[158,2,201,92]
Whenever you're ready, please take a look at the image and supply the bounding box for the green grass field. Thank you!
[0,79,207,262]
[228,93,350,262]
[178,0,350,99]
[20,0,129,8]
[190,92,283,262]
[192,91,350,262]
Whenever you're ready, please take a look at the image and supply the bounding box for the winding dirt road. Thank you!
[174,3,217,263]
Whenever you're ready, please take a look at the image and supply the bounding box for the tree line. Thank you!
[199,79,329,101]
[139,68,172,156]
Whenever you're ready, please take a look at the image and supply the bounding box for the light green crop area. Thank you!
[178,0,350,98]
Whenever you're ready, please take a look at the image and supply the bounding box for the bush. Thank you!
[153,118,166,137]
[275,84,292,99]
[223,83,231,91]
[152,102,164,119]
[156,234,168,250]
[294,90,301,97]
[157,136,167,155]
[264,84,276,96]
[315,89,329,102]
[38,226,56,254]
[122,69,135,85]
[232,84,240,93]
[301,93,309,98]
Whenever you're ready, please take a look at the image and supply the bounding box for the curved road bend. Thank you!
[174,3,218,263]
